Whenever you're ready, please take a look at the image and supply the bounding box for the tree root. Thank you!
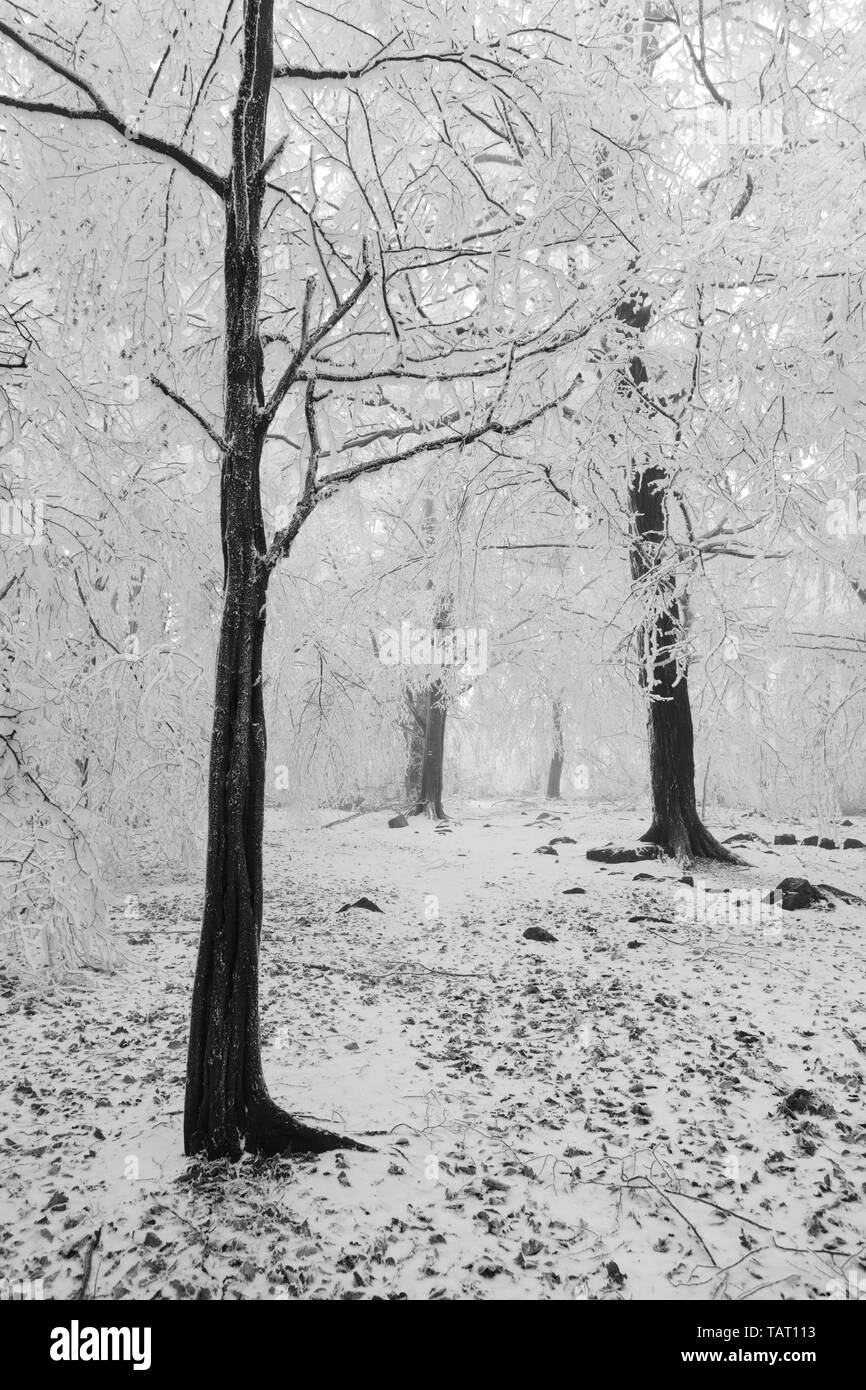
[410,800,448,821]
[639,815,744,866]
[245,1099,375,1157]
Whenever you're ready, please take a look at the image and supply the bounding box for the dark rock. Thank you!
[387,814,409,829]
[562,886,586,895]
[626,939,645,948]
[535,845,558,856]
[776,876,821,898]
[632,872,657,881]
[605,1261,626,1287]
[841,818,854,827]
[802,835,819,846]
[680,874,694,886]
[818,837,837,850]
[766,877,824,911]
[337,897,383,913]
[523,926,557,943]
[773,833,797,845]
[723,831,768,845]
[774,890,819,911]
[586,844,660,864]
[843,837,866,850]
[549,835,577,846]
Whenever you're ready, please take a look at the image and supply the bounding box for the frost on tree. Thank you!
[0,1,589,1156]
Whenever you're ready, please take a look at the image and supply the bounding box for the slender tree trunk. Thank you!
[185,0,366,1159]
[409,501,450,820]
[546,698,564,799]
[403,691,426,804]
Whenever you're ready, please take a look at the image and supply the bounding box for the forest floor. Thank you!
[2,797,865,1301]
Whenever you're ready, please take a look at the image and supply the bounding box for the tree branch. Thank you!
[262,256,374,423]
[0,20,227,196]
[313,368,585,495]
[731,172,755,221]
[262,379,322,572]
[273,48,516,84]
[149,375,226,451]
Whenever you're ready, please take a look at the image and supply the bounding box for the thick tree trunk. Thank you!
[185,422,365,1157]
[597,9,734,865]
[611,249,734,862]
[628,458,737,863]
[546,698,564,799]
[184,0,367,1159]
[412,681,447,819]
[184,499,267,1157]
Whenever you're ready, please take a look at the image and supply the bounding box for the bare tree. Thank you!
[0,2,586,1157]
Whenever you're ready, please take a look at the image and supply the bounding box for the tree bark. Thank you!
[403,691,426,804]
[617,283,735,861]
[409,499,449,820]
[412,681,448,819]
[184,0,367,1159]
[628,453,737,863]
[545,698,564,799]
[597,14,734,864]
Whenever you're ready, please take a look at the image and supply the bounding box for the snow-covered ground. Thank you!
[2,798,865,1301]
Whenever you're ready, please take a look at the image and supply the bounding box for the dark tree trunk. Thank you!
[412,681,447,819]
[546,698,564,799]
[594,8,734,865]
[628,457,737,863]
[410,511,450,820]
[617,284,735,862]
[184,0,367,1159]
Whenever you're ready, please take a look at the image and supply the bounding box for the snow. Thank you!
[1,798,864,1301]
